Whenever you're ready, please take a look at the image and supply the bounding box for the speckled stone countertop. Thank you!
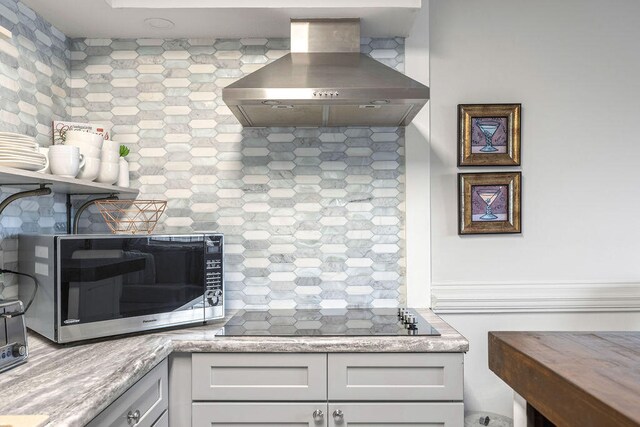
[0,308,467,427]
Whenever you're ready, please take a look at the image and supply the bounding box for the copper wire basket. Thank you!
[95,199,167,234]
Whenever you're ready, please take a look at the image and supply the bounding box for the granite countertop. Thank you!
[0,308,468,427]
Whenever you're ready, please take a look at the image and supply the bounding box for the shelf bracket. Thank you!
[0,185,52,216]
[72,194,119,234]
[66,193,123,234]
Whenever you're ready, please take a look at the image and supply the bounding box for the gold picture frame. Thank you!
[458,104,521,166]
[458,172,521,235]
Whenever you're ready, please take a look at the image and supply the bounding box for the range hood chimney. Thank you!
[222,18,429,128]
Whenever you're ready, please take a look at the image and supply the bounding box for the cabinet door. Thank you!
[87,359,168,427]
[192,403,328,427]
[327,403,464,427]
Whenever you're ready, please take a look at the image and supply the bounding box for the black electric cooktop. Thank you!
[217,308,440,337]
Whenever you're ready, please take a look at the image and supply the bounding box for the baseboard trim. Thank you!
[431,281,640,313]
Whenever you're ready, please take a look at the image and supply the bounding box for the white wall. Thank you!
[443,311,640,416]
[430,0,640,285]
[405,2,431,308]
[427,0,640,416]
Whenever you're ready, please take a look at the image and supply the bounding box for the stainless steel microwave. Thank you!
[18,233,224,343]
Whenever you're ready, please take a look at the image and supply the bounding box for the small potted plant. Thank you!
[117,145,130,187]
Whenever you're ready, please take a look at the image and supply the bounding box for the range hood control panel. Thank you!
[313,91,339,97]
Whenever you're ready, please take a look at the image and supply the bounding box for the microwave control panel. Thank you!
[204,234,224,307]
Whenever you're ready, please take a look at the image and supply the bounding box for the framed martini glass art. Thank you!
[458,172,521,235]
[458,104,521,166]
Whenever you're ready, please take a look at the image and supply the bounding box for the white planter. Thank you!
[117,157,129,188]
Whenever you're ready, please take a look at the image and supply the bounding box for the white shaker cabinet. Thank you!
[191,402,463,427]
[87,358,168,427]
[176,352,464,427]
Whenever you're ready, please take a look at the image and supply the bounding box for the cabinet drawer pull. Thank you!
[333,409,344,423]
[127,409,141,425]
[312,409,324,423]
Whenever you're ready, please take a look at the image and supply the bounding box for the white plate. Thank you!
[0,136,38,145]
[0,155,45,165]
[0,151,45,161]
[0,145,42,154]
[0,145,39,153]
[0,158,45,166]
[0,139,37,147]
[0,140,40,151]
[0,160,46,171]
[0,148,43,160]
[0,139,38,149]
[0,136,37,141]
[0,132,37,140]
[0,149,44,157]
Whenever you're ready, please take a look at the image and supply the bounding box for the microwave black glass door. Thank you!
[59,236,205,325]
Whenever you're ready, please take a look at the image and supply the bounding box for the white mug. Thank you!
[37,146,50,174]
[77,156,101,181]
[49,145,85,178]
[97,160,119,184]
[65,130,103,148]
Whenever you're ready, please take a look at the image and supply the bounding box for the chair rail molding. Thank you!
[431,280,640,313]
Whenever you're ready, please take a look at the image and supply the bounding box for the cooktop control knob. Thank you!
[402,311,410,324]
[12,344,26,357]
[407,315,418,331]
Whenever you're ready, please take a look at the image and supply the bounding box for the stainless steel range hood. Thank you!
[222,19,429,128]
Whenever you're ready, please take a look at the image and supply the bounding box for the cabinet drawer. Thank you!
[328,353,463,401]
[192,403,327,427]
[87,359,168,427]
[328,403,464,427]
[192,353,327,401]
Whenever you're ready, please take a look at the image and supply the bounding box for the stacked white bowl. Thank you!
[65,130,102,181]
[97,139,120,184]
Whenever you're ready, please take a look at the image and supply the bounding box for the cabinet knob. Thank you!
[312,409,324,423]
[127,409,141,425]
[333,409,344,423]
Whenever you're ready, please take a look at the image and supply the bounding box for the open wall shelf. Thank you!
[0,166,138,196]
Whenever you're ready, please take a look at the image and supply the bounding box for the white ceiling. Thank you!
[22,0,421,39]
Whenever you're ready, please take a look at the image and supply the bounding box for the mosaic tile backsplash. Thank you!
[0,0,70,298]
[0,0,407,308]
